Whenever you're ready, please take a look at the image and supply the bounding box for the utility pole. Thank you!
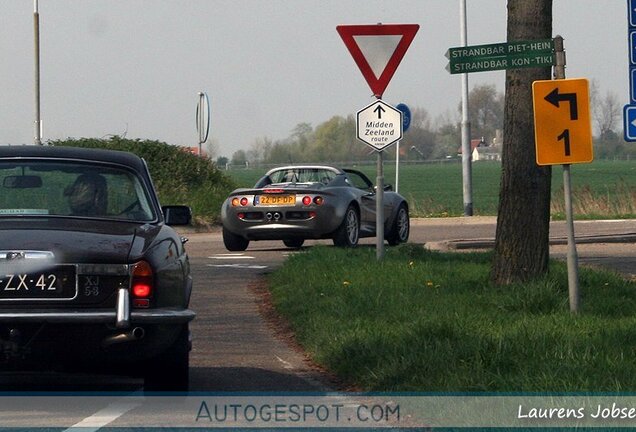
[460,0,473,215]
[34,0,42,145]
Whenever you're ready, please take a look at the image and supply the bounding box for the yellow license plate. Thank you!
[257,194,296,206]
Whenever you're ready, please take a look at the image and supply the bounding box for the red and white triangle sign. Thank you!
[337,24,419,98]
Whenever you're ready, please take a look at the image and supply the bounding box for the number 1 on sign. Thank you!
[557,129,571,157]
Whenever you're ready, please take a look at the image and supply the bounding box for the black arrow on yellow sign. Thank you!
[544,87,578,120]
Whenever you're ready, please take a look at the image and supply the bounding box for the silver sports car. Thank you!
[221,165,409,251]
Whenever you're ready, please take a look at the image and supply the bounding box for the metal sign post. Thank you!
[555,36,579,313]
[394,103,411,194]
[532,36,594,313]
[34,0,42,145]
[446,35,555,217]
[376,150,385,260]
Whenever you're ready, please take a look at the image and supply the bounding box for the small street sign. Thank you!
[356,100,403,151]
[533,78,593,165]
[623,105,636,141]
[631,69,636,103]
[196,92,210,144]
[337,24,419,97]
[395,103,411,132]
[625,1,636,141]
[446,39,554,75]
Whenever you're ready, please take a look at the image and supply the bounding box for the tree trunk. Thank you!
[491,0,553,285]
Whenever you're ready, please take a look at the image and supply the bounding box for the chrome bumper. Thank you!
[0,308,196,324]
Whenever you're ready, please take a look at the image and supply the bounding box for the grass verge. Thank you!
[268,244,636,392]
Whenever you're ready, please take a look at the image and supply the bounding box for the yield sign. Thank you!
[337,24,419,98]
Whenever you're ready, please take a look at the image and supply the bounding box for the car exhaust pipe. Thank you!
[266,212,273,221]
[273,212,281,221]
[101,327,145,348]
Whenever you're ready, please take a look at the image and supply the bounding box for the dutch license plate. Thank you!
[256,194,296,206]
[0,265,77,300]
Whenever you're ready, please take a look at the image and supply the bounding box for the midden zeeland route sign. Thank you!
[446,39,555,74]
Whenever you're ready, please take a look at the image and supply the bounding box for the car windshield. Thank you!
[265,168,337,185]
[0,161,156,221]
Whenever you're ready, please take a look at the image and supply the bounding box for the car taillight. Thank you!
[302,196,323,206]
[232,197,249,207]
[131,260,153,308]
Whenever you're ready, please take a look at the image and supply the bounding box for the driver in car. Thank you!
[64,173,108,216]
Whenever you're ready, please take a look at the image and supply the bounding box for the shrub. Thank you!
[49,136,235,224]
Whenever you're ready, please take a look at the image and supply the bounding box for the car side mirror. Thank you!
[162,205,192,226]
[373,184,393,193]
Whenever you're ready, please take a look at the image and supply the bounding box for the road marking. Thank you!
[207,264,268,269]
[64,397,142,431]
[275,355,294,370]
[208,254,255,260]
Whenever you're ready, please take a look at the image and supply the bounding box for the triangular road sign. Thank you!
[337,24,419,98]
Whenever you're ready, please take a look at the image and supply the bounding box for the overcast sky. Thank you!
[0,1,628,158]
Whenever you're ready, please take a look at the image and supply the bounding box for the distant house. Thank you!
[472,145,501,161]
[457,135,501,162]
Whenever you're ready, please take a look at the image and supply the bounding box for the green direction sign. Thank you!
[446,39,554,74]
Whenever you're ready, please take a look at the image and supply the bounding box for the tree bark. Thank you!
[491,0,553,285]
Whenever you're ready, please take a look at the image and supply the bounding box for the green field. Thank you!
[225,160,636,219]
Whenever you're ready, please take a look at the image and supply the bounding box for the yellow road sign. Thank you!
[532,78,593,165]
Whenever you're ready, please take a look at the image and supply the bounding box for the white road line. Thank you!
[275,355,294,370]
[208,255,255,260]
[63,398,142,431]
[207,264,268,269]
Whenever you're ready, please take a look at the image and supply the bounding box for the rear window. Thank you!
[266,168,337,185]
[0,161,156,221]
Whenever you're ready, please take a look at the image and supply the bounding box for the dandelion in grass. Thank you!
[426,281,434,287]
[343,280,351,287]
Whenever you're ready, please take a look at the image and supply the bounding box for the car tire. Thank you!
[144,324,190,392]
[332,205,359,247]
[387,204,410,246]
[283,239,304,248]
[223,226,249,251]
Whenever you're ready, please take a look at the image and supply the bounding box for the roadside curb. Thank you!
[433,233,636,251]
